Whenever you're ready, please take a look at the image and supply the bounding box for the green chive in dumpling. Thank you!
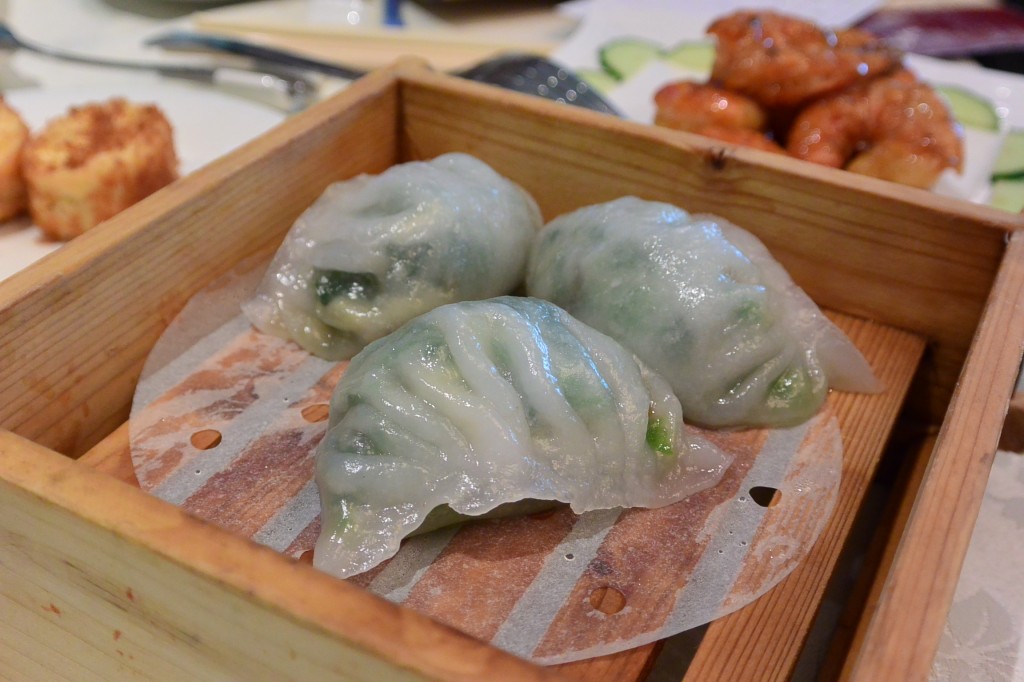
[313,296,730,578]
[244,153,542,360]
[526,197,880,429]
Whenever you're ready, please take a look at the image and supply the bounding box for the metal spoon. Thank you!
[147,30,622,117]
[0,23,318,113]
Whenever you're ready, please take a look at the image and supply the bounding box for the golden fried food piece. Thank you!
[787,70,964,189]
[654,80,768,133]
[707,11,901,108]
[0,98,29,222]
[653,81,786,154]
[22,98,178,240]
[693,125,788,154]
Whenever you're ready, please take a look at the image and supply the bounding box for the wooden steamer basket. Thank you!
[2,60,1022,681]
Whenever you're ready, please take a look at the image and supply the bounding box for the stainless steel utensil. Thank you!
[0,23,317,112]
[146,30,621,117]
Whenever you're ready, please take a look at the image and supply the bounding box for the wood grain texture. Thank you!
[0,66,402,458]
[82,427,661,681]
[847,232,1024,681]
[0,430,564,682]
[679,316,925,682]
[192,4,571,73]
[395,70,1021,425]
[79,421,138,486]
[82,417,663,681]
[190,28,555,75]
[997,393,1024,452]
[76,311,923,681]
[821,431,938,681]
[1,64,1018,682]
[557,644,661,682]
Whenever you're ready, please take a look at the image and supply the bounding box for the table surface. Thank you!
[1,1,1017,681]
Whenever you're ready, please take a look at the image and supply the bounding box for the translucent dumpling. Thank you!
[526,197,880,428]
[243,153,542,360]
[314,296,730,578]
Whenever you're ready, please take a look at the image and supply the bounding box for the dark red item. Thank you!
[856,7,1024,58]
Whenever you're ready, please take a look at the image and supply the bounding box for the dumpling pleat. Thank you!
[314,297,731,578]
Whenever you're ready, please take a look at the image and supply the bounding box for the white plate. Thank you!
[553,9,1024,209]
[0,84,286,283]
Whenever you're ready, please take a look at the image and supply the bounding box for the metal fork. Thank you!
[146,30,622,117]
[0,23,317,112]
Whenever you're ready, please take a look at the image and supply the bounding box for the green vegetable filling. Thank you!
[736,300,763,324]
[488,341,516,383]
[646,416,674,456]
[325,495,353,538]
[385,243,431,279]
[767,367,808,405]
[314,269,380,306]
[560,374,610,412]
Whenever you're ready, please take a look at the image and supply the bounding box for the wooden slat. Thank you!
[677,317,924,681]
[0,64,402,458]
[80,428,675,682]
[2,63,1019,682]
[557,644,661,682]
[846,233,1024,681]
[79,422,136,484]
[997,393,1024,452]
[77,311,924,682]
[819,430,938,680]
[396,70,1021,426]
[80,424,660,681]
[0,430,564,682]
[192,4,572,73]
[189,28,555,76]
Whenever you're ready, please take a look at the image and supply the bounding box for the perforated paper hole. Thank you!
[129,258,842,664]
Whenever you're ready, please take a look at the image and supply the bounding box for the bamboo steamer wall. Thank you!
[0,72,400,457]
[0,63,1015,458]
[1,61,1022,682]
[397,71,1015,428]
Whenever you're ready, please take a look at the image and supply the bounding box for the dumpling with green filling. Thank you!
[243,153,542,360]
[313,296,731,578]
[526,197,881,429]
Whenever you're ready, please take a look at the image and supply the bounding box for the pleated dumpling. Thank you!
[243,153,542,360]
[314,296,730,578]
[526,197,880,429]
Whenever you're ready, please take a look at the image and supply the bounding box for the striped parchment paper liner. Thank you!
[129,258,841,665]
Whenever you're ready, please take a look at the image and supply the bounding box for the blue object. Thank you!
[383,0,403,27]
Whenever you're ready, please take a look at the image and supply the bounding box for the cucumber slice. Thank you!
[936,85,1000,132]
[990,178,1024,213]
[662,40,716,74]
[993,128,1024,180]
[576,68,620,94]
[599,38,662,80]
